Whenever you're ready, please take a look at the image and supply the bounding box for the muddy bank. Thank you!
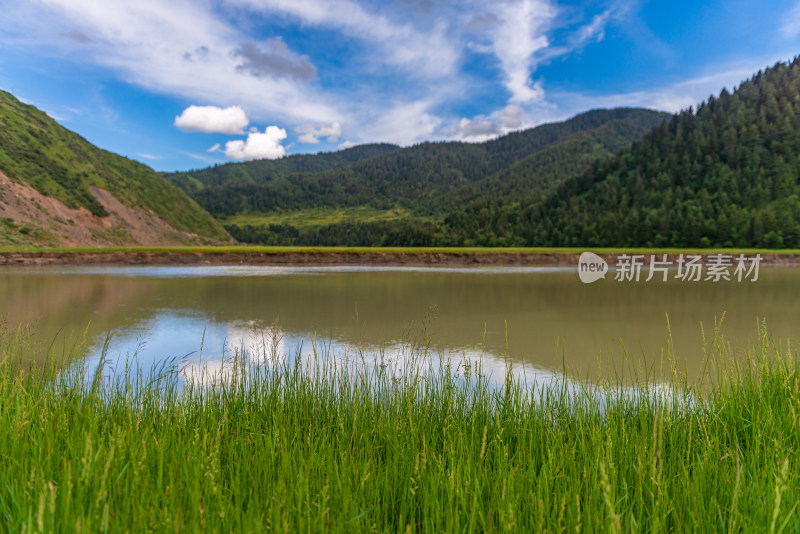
[1,249,800,267]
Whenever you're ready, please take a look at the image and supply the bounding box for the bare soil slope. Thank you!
[0,171,211,247]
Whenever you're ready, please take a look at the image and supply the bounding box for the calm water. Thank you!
[1,265,798,387]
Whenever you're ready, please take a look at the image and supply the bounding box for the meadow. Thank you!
[0,323,798,532]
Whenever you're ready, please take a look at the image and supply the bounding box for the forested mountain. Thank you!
[444,112,670,210]
[0,90,230,246]
[5,57,796,249]
[166,108,668,245]
[168,143,400,194]
[203,59,800,248]
[457,58,800,248]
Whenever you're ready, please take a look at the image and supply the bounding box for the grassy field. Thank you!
[221,206,426,230]
[0,325,799,532]
[1,244,799,255]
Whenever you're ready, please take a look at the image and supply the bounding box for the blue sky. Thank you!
[1,0,799,171]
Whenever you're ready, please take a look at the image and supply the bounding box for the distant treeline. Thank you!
[227,221,445,247]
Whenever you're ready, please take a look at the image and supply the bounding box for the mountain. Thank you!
[5,56,791,249]
[461,58,800,248]
[0,90,230,247]
[166,108,668,246]
[167,143,401,194]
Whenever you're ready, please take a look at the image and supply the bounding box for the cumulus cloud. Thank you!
[296,121,342,144]
[454,104,525,140]
[338,140,357,149]
[224,126,287,160]
[498,104,523,129]
[362,101,441,145]
[233,38,316,81]
[174,105,249,134]
[455,117,496,138]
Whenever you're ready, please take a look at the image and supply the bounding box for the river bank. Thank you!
[2,247,800,267]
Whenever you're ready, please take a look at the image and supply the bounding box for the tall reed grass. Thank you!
[0,321,797,532]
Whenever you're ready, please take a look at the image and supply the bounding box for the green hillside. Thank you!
[443,110,672,210]
[167,143,400,194]
[167,108,667,245]
[462,58,800,248]
[0,90,229,243]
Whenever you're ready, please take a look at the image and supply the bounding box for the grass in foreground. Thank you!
[0,327,798,532]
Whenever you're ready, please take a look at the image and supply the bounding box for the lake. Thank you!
[1,265,797,388]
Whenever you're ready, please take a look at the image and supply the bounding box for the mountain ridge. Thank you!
[165,107,669,245]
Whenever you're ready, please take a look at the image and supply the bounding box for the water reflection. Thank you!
[1,265,799,387]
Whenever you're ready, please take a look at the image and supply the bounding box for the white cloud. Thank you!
[534,6,628,66]
[498,104,523,129]
[4,0,778,160]
[573,8,618,46]
[338,140,357,149]
[490,0,555,103]
[230,0,459,77]
[453,104,526,141]
[3,0,552,151]
[361,101,441,145]
[174,105,249,134]
[456,117,496,138]
[207,143,221,152]
[296,121,342,144]
[0,0,459,149]
[224,126,287,160]
[1,0,344,126]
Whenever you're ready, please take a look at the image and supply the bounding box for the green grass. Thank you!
[1,324,799,532]
[1,245,800,255]
[222,206,425,230]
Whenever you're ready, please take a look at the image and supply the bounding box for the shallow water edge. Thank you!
[4,248,800,267]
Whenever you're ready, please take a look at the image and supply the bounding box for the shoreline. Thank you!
[2,249,800,267]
